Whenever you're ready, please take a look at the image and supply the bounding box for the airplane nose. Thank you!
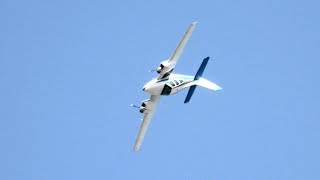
[143,86,148,91]
[143,86,150,92]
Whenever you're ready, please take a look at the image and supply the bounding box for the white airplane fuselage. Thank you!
[143,74,196,96]
[133,22,223,151]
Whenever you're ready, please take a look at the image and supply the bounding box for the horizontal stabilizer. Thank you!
[184,57,222,103]
[184,57,210,104]
[197,78,222,91]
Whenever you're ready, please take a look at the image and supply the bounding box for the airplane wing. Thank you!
[169,21,197,63]
[134,95,160,151]
[156,22,197,80]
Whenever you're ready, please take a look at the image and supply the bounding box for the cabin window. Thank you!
[169,81,175,86]
[174,80,179,85]
[179,80,183,83]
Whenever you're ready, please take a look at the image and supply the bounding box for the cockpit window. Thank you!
[174,80,179,85]
[161,84,172,95]
[179,80,183,83]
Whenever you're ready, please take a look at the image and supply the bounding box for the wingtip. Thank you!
[133,147,140,152]
[217,86,223,91]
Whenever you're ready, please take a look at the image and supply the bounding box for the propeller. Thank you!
[148,69,157,73]
[130,104,140,108]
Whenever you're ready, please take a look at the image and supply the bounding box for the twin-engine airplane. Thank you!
[132,22,222,151]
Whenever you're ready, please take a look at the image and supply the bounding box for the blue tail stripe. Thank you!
[184,85,197,103]
[184,57,210,103]
[194,57,209,80]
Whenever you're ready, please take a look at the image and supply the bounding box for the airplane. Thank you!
[132,22,222,151]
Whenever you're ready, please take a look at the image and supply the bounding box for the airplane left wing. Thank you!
[156,22,197,80]
[134,95,160,151]
[168,22,197,64]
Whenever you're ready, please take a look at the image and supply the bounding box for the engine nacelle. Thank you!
[156,64,164,73]
[139,100,149,113]
[156,60,170,74]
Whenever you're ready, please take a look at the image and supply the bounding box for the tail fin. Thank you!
[184,57,210,103]
[184,85,197,103]
[194,57,209,80]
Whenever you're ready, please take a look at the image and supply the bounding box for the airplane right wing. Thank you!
[134,95,160,151]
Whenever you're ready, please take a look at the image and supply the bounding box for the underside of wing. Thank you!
[169,22,197,64]
[156,22,197,80]
[134,95,160,151]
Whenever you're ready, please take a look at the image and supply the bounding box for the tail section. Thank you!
[184,57,209,103]
[184,85,197,103]
[197,78,222,91]
[194,56,209,80]
[184,57,222,103]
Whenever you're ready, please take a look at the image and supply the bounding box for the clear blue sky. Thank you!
[1,0,320,179]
